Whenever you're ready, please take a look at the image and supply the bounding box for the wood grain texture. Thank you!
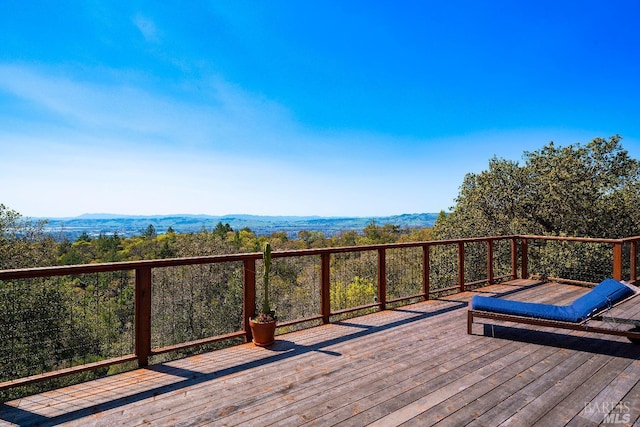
[2,280,639,427]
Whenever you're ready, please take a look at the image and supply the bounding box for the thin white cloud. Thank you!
[133,15,160,43]
[0,64,297,154]
[0,63,518,217]
[0,64,407,164]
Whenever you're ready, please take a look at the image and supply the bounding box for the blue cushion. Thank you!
[471,278,633,323]
[571,278,634,320]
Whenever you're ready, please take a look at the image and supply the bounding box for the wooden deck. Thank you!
[2,280,640,426]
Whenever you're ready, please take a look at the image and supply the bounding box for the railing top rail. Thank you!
[272,235,519,254]
[3,234,635,280]
[517,235,625,244]
[0,236,519,280]
[0,253,263,280]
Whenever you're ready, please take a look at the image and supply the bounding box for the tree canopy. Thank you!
[0,204,56,269]
[434,135,640,239]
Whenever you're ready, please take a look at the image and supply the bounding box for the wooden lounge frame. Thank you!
[468,284,640,344]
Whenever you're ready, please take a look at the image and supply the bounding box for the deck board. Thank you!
[1,280,639,427]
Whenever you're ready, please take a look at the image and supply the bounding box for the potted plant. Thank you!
[249,242,277,346]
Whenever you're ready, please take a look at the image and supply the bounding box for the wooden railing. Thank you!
[1,234,639,394]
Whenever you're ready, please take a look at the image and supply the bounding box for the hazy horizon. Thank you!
[2,2,639,218]
[35,211,442,220]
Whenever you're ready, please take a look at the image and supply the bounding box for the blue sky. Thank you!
[1,1,639,218]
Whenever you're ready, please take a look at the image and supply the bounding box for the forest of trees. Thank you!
[2,135,639,401]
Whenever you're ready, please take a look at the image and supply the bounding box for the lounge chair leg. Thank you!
[467,311,473,335]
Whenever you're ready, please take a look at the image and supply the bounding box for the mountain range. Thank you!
[41,213,440,239]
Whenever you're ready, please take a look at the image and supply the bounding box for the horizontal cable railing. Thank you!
[519,235,637,286]
[1,234,638,399]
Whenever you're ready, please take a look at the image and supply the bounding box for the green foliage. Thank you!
[213,221,232,237]
[151,263,243,350]
[364,220,399,243]
[526,240,615,284]
[0,204,57,269]
[435,135,640,239]
[0,278,104,383]
[76,232,92,242]
[330,276,376,310]
[142,224,157,238]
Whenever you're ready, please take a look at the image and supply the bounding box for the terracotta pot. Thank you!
[249,319,276,347]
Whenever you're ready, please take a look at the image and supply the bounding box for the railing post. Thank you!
[320,253,331,324]
[243,259,256,342]
[631,240,638,283]
[510,238,517,279]
[487,239,494,285]
[378,248,387,310]
[422,244,430,300]
[520,238,528,280]
[135,267,152,367]
[458,242,465,292]
[613,242,623,281]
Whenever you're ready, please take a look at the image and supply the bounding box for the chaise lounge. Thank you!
[468,278,640,343]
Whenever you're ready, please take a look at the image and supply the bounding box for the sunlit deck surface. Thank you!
[2,279,640,426]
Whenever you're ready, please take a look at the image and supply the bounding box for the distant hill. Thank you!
[41,213,440,240]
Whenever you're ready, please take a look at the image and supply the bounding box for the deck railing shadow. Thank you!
[1,234,639,401]
[0,298,466,425]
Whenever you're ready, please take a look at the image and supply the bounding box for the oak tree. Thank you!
[435,135,640,239]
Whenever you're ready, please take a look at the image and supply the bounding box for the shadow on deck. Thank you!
[2,279,640,426]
